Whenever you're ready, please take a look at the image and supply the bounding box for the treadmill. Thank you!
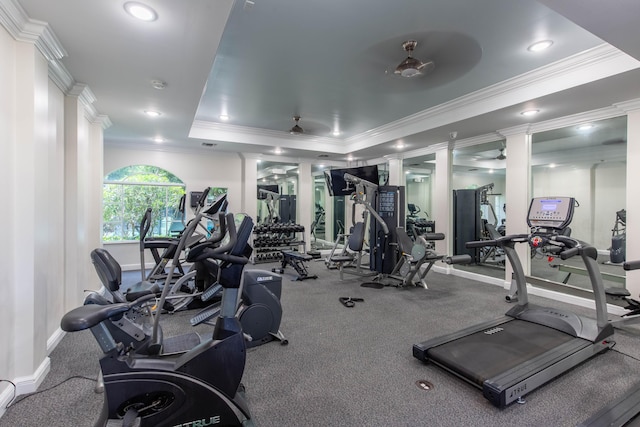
[413,197,615,408]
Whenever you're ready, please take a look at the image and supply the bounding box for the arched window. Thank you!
[103,165,186,242]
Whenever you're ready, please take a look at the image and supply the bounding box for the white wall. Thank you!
[532,161,626,250]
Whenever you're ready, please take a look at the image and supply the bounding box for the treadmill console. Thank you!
[527,197,575,230]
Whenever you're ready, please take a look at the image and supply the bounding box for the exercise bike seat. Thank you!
[61,294,155,332]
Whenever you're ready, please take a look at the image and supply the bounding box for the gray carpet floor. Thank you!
[3,258,640,427]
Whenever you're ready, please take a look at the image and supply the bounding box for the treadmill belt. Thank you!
[427,319,576,386]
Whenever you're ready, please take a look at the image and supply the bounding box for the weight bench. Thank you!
[272,250,318,281]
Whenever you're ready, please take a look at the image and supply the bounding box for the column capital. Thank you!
[497,124,531,138]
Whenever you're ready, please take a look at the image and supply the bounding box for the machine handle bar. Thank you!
[624,260,640,271]
[465,234,529,249]
[560,247,580,260]
[444,255,472,265]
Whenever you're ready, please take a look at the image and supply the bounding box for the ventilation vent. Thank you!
[202,142,217,148]
[318,154,330,158]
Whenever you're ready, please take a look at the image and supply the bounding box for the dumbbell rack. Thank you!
[251,223,306,264]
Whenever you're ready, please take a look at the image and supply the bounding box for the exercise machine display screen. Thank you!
[527,197,575,230]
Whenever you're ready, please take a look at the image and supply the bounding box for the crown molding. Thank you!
[454,133,505,149]
[0,0,66,60]
[497,124,532,138]
[189,120,347,153]
[614,98,640,113]
[528,105,625,134]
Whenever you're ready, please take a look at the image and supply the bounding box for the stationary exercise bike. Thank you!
[185,215,288,348]
[61,213,256,426]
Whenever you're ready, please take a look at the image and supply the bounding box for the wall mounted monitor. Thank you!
[324,165,380,197]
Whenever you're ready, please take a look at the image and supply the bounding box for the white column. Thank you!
[63,91,83,310]
[0,25,18,400]
[619,100,640,296]
[12,38,49,383]
[434,143,452,258]
[297,162,313,251]
[501,126,532,286]
[385,156,404,186]
[240,155,258,221]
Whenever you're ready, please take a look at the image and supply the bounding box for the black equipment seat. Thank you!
[91,248,159,302]
[273,250,318,281]
[330,222,366,263]
[61,294,155,332]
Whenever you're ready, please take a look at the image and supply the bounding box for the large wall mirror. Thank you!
[403,154,436,239]
[257,161,298,225]
[450,140,507,280]
[312,165,333,251]
[530,116,627,291]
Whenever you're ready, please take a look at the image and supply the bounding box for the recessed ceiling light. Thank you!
[144,110,161,117]
[577,123,594,131]
[274,147,283,154]
[520,109,539,116]
[347,155,353,161]
[528,40,553,52]
[124,2,158,21]
[395,142,406,149]
[219,115,229,121]
[152,137,164,143]
[549,163,556,168]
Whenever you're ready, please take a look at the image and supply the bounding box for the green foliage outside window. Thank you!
[102,165,186,242]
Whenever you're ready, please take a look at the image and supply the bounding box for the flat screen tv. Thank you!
[324,165,379,197]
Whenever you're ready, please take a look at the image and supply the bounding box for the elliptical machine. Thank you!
[60,213,256,426]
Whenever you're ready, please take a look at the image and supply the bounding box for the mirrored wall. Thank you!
[404,154,437,240]
[449,140,507,280]
[530,115,627,291]
[257,161,298,225]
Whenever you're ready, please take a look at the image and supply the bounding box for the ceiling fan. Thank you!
[394,40,435,78]
[472,145,507,161]
[289,115,303,135]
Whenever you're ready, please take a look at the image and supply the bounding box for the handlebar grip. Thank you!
[197,187,211,207]
[466,240,496,248]
[444,254,472,265]
[624,260,640,271]
[560,247,580,260]
[423,233,445,241]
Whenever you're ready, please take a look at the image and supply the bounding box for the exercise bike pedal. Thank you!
[201,283,223,302]
[190,304,220,326]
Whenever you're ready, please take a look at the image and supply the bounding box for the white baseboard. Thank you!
[47,328,66,356]
[0,382,16,419]
[3,357,52,409]
[446,266,627,317]
[0,358,50,417]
